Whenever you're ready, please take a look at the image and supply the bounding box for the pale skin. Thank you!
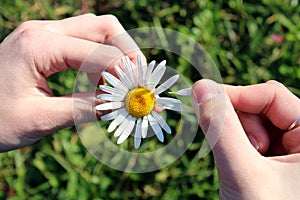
[0,14,144,152]
[192,79,300,200]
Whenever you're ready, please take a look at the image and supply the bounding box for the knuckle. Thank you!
[71,13,96,21]
[13,21,46,56]
[17,20,39,30]
[16,20,45,35]
[101,14,119,23]
[81,13,96,17]
[16,27,39,48]
[265,80,285,89]
[265,80,288,95]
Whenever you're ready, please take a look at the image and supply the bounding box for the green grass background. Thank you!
[0,0,299,199]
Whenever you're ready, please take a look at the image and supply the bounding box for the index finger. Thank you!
[45,14,145,62]
[224,80,300,130]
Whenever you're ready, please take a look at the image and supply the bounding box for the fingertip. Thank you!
[282,128,300,154]
[192,79,223,104]
[247,135,261,152]
[237,112,270,154]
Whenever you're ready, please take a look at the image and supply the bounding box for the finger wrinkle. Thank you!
[260,84,277,116]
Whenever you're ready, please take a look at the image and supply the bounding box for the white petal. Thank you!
[151,111,171,134]
[144,60,155,85]
[148,114,164,142]
[121,58,134,89]
[107,108,128,133]
[116,115,136,144]
[174,88,192,96]
[127,57,138,88]
[134,118,143,149]
[156,97,183,112]
[156,104,183,112]
[122,57,137,88]
[113,115,130,137]
[134,137,142,149]
[154,75,179,95]
[101,108,124,121]
[137,55,144,87]
[99,85,114,94]
[103,71,128,93]
[141,116,149,138]
[114,65,132,89]
[147,60,166,90]
[95,102,124,111]
[99,85,127,96]
[156,97,182,106]
[97,93,125,102]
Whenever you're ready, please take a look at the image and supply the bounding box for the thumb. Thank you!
[36,91,103,136]
[192,79,258,171]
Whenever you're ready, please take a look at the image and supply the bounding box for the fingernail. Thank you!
[192,79,221,121]
[192,79,221,104]
[248,135,260,151]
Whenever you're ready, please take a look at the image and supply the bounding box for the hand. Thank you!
[192,79,300,199]
[0,14,143,152]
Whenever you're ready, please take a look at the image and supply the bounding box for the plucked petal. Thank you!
[154,75,179,95]
[174,88,192,96]
[95,102,124,111]
[151,111,172,134]
[148,114,164,142]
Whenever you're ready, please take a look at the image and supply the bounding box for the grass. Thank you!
[0,0,299,199]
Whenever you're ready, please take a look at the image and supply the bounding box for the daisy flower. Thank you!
[95,55,183,149]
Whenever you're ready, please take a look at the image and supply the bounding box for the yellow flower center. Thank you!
[125,87,156,118]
